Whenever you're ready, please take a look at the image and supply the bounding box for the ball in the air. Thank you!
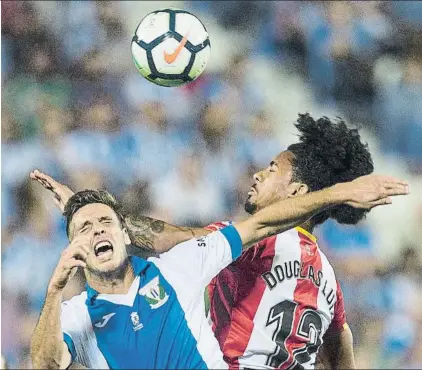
[131,8,211,87]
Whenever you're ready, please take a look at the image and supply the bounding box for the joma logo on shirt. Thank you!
[94,312,116,328]
[139,276,169,309]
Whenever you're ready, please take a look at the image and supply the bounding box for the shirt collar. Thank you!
[295,226,317,243]
[85,256,150,303]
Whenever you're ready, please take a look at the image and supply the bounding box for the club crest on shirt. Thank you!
[130,312,144,331]
[139,276,169,309]
[305,244,314,256]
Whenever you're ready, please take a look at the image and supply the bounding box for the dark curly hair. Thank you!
[288,113,374,226]
[64,189,124,237]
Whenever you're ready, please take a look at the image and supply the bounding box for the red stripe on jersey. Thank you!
[223,236,277,370]
[208,268,238,345]
[281,231,322,370]
[207,221,236,345]
[330,281,347,332]
[205,221,230,232]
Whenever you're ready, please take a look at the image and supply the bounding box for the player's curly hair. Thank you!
[64,189,124,237]
[288,113,374,226]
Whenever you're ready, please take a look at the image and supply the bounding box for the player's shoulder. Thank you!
[269,227,305,248]
[61,291,88,311]
[60,291,90,331]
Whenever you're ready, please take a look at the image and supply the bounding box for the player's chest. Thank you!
[89,275,177,347]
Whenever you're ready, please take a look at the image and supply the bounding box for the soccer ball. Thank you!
[131,8,211,87]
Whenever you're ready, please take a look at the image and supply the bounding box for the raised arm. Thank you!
[234,175,409,250]
[31,291,71,369]
[30,170,209,254]
[31,236,89,369]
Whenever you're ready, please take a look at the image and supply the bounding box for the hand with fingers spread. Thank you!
[30,169,74,213]
[48,235,91,293]
[337,174,409,209]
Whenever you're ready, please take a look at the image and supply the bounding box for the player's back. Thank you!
[208,227,345,370]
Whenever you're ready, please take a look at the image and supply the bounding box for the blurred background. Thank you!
[2,1,422,368]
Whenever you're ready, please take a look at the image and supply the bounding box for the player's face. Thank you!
[245,151,305,214]
[69,204,131,276]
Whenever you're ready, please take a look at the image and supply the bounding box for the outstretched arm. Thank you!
[31,171,408,254]
[30,170,210,254]
[145,174,409,290]
[234,175,409,250]
[123,214,209,254]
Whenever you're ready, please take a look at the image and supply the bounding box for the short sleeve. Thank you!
[61,299,84,361]
[150,225,242,289]
[330,281,347,332]
[60,293,109,369]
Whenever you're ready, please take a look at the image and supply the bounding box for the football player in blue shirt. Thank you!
[30,174,408,369]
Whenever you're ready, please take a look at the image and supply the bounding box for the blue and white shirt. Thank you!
[61,226,242,369]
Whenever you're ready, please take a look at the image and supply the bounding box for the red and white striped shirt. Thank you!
[207,223,346,370]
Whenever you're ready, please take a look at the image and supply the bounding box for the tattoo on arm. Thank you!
[124,215,207,253]
[124,215,165,251]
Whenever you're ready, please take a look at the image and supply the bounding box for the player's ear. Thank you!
[287,182,309,197]
[123,228,131,245]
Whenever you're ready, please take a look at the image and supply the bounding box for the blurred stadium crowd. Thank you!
[2,1,422,368]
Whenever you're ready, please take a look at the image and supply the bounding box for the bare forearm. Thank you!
[337,327,355,369]
[31,289,66,369]
[124,215,209,254]
[238,185,346,249]
[317,326,355,370]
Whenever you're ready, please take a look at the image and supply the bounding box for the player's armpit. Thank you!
[317,324,355,370]
[124,215,210,254]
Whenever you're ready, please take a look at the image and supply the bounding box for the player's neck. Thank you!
[86,262,136,295]
[299,220,315,235]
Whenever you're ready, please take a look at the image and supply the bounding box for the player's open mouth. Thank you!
[94,240,114,258]
[247,186,257,196]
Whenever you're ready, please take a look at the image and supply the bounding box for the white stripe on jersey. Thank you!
[317,251,338,326]
[61,292,109,369]
[296,247,338,370]
[240,230,302,369]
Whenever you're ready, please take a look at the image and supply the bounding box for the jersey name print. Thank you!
[208,225,346,370]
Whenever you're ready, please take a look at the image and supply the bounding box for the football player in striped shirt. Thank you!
[31,116,409,369]
[205,115,375,369]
